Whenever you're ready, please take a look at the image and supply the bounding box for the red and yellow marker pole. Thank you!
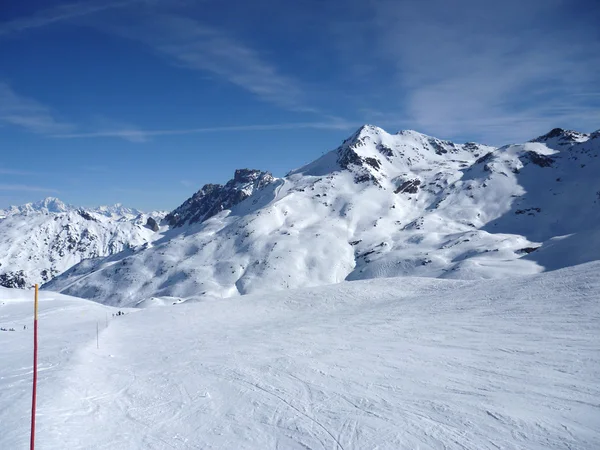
[30,284,38,450]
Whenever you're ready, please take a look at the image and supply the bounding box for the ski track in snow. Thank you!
[2,262,600,449]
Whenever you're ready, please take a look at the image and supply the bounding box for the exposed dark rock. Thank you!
[463,142,481,152]
[165,169,275,227]
[354,173,375,184]
[335,131,387,185]
[515,207,541,215]
[518,247,540,254]
[377,144,393,158]
[428,139,448,154]
[359,249,377,259]
[145,217,159,232]
[395,179,421,194]
[532,128,565,141]
[77,209,97,221]
[475,152,494,165]
[363,157,381,170]
[338,148,363,169]
[0,271,27,288]
[530,128,589,144]
[233,168,263,183]
[525,152,554,168]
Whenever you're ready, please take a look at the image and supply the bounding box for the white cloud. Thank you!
[180,180,197,188]
[99,14,316,112]
[52,120,356,140]
[3,0,596,145]
[0,184,58,192]
[326,0,600,144]
[0,0,146,36]
[0,82,72,134]
[0,168,34,176]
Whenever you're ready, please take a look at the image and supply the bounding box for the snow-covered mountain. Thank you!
[0,197,71,218]
[44,125,600,306]
[0,199,166,288]
[0,197,146,220]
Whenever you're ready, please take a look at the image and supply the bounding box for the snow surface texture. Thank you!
[0,197,166,288]
[45,126,600,307]
[2,262,599,449]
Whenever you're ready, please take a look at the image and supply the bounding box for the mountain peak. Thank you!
[36,197,69,212]
[531,128,589,145]
[233,168,265,184]
[357,124,385,135]
[342,125,388,144]
[395,129,428,138]
[92,203,143,218]
[166,169,275,227]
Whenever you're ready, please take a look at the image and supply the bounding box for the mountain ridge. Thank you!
[2,125,598,299]
[42,125,600,306]
[0,197,155,220]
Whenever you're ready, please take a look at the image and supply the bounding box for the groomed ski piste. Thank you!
[1,262,599,449]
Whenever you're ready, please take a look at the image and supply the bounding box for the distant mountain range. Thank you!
[0,198,166,288]
[2,125,599,304]
[0,197,146,220]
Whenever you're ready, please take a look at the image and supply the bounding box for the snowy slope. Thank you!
[0,198,166,288]
[46,125,600,307]
[2,262,600,449]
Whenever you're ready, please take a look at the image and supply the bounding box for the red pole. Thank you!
[30,284,38,450]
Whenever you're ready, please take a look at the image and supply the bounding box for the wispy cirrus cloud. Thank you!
[0,3,318,114]
[324,0,600,144]
[100,14,317,113]
[0,168,35,176]
[0,83,152,141]
[0,184,58,193]
[0,82,73,134]
[180,180,197,188]
[52,120,356,140]
[0,0,147,37]
[1,4,347,139]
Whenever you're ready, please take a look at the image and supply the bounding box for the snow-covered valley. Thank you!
[1,262,599,449]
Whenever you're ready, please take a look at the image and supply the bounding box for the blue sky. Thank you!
[1,0,599,211]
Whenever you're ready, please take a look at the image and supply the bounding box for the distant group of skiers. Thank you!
[0,325,27,331]
[112,311,126,317]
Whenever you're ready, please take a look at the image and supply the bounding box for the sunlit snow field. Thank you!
[1,262,599,449]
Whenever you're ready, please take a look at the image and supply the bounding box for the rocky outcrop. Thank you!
[165,169,275,227]
[395,179,421,194]
[145,217,159,232]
